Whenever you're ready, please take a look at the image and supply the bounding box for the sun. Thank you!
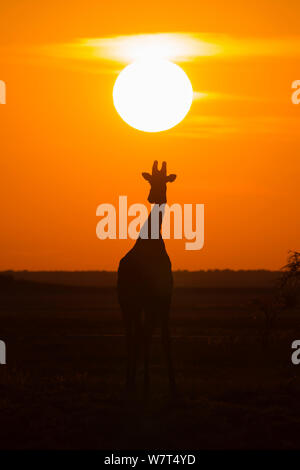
[113,59,193,133]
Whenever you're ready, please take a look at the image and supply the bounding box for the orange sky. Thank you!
[1,0,299,271]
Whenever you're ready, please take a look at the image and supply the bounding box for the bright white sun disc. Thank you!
[113,59,193,132]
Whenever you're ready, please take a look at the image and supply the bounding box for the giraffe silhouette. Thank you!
[117,160,177,392]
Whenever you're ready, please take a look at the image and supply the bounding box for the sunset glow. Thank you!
[1,1,300,271]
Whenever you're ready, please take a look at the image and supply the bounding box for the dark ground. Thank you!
[0,278,300,449]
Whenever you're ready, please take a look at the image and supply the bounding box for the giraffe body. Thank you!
[117,161,177,390]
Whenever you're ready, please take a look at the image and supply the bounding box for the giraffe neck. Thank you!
[138,204,166,241]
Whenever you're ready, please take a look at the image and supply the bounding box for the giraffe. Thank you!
[117,160,177,392]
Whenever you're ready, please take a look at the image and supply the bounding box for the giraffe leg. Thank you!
[161,314,176,392]
[123,308,142,390]
[124,317,134,389]
[131,312,142,387]
[143,311,155,393]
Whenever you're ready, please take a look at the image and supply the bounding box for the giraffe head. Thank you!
[142,160,177,204]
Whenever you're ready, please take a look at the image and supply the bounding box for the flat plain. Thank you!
[0,277,299,449]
